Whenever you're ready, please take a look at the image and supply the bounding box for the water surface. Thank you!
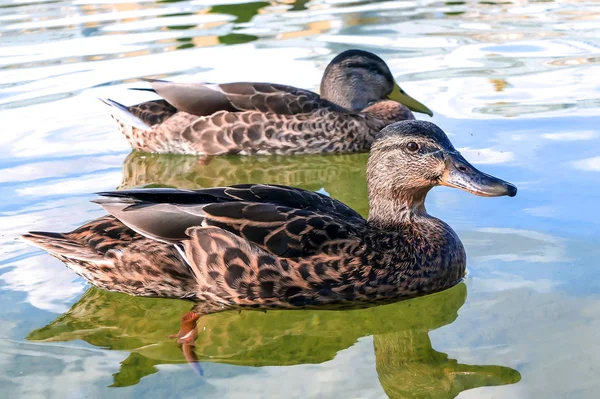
[1,0,600,397]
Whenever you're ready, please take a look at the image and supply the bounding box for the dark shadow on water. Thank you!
[27,283,520,396]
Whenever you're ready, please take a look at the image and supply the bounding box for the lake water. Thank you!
[1,0,599,397]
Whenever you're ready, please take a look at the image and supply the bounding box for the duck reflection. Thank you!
[27,283,519,396]
[119,151,371,214]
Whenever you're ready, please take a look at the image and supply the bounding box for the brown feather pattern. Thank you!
[25,180,465,313]
[21,121,518,319]
[106,49,424,155]
[115,83,413,155]
[22,216,196,298]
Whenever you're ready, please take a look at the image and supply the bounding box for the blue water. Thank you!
[1,0,600,397]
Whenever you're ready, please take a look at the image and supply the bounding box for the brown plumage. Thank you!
[21,121,516,328]
[102,49,433,155]
[22,216,195,298]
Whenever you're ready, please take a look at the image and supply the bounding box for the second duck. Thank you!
[102,49,433,156]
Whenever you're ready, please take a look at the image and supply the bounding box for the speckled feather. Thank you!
[106,49,426,155]
[19,121,513,317]
[21,216,196,298]
[113,82,413,155]
[21,185,464,311]
[80,183,465,310]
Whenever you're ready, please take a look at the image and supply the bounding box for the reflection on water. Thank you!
[17,151,523,396]
[27,284,520,396]
[2,0,599,117]
[1,0,600,397]
[120,152,370,213]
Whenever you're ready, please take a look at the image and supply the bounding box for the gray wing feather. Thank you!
[95,199,208,244]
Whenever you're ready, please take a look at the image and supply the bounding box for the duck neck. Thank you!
[321,86,368,111]
[365,163,467,289]
[367,187,432,230]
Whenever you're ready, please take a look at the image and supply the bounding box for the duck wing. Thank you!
[138,80,331,117]
[126,99,178,127]
[94,185,366,258]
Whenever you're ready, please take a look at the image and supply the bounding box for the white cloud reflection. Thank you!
[523,206,558,218]
[199,338,384,399]
[0,155,123,184]
[458,147,515,165]
[572,156,600,172]
[542,131,597,141]
[0,339,125,397]
[15,171,121,197]
[0,256,86,313]
[463,227,567,264]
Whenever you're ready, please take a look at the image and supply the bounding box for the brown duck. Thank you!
[102,49,433,155]
[21,121,515,341]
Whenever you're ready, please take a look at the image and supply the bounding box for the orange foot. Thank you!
[170,311,203,375]
[169,311,200,345]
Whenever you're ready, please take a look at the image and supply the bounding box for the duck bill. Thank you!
[388,82,433,116]
[439,152,517,197]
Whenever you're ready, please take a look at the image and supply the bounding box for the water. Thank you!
[1,0,599,397]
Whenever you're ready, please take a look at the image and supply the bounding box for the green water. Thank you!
[1,0,600,397]
[27,284,520,396]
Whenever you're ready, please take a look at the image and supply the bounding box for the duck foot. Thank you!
[170,303,230,375]
[169,311,200,346]
[169,311,204,375]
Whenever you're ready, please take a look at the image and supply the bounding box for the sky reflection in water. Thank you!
[0,0,600,397]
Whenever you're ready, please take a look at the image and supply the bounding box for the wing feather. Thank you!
[142,80,330,116]
[95,185,366,257]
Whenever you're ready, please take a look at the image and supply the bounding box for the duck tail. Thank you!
[128,78,170,93]
[19,231,106,263]
[20,227,198,299]
[98,98,152,131]
[128,88,156,93]
[21,230,127,297]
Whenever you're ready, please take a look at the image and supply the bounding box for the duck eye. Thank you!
[406,142,419,152]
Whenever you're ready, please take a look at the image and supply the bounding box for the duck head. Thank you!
[320,49,433,116]
[367,120,516,225]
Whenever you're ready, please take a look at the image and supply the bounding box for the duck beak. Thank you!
[439,152,517,197]
[388,82,433,116]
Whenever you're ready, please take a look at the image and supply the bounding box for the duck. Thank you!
[21,121,516,336]
[101,49,433,156]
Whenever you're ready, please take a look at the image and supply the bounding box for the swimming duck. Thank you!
[22,121,516,327]
[102,49,433,155]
